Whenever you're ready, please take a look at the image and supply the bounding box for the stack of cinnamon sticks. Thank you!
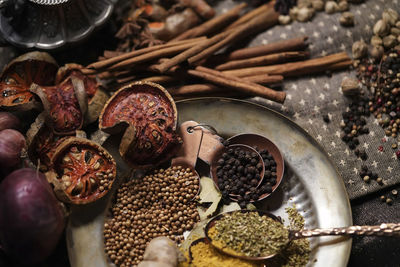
[85,2,352,104]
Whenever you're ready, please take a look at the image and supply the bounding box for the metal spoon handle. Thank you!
[293,223,400,239]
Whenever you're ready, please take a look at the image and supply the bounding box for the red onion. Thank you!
[0,112,20,132]
[0,129,26,168]
[0,168,66,265]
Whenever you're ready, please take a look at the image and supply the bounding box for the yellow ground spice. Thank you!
[190,241,261,267]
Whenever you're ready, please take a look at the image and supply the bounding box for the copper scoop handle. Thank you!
[292,223,400,239]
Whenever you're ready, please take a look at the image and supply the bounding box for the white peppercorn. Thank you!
[338,1,349,12]
[341,77,360,95]
[383,35,397,49]
[297,0,312,8]
[325,1,338,14]
[311,0,324,11]
[352,40,368,59]
[370,45,384,60]
[289,6,299,20]
[297,7,314,22]
[278,15,292,25]
[382,8,399,26]
[373,19,390,37]
[371,35,383,46]
[390,27,400,37]
[340,12,354,26]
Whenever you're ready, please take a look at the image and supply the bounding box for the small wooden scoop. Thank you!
[171,121,204,197]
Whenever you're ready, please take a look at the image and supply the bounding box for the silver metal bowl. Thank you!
[0,0,117,50]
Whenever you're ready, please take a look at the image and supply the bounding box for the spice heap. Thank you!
[215,146,263,207]
[269,205,311,267]
[334,9,400,188]
[276,0,356,26]
[208,211,289,257]
[215,145,278,208]
[86,2,352,103]
[189,239,261,267]
[104,166,200,266]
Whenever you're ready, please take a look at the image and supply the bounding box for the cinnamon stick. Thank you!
[153,30,231,73]
[187,66,286,103]
[224,36,309,61]
[139,75,177,84]
[243,74,283,85]
[87,37,205,70]
[225,4,270,30]
[215,51,310,70]
[108,41,202,71]
[172,3,247,41]
[188,2,279,65]
[222,52,351,77]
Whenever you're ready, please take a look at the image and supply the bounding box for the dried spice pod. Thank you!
[0,51,58,111]
[56,64,109,124]
[46,137,116,205]
[26,112,86,171]
[99,81,181,168]
[30,76,88,135]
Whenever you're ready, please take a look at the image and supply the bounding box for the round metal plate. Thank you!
[66,98,352,267]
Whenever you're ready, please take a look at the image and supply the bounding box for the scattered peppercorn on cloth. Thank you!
[213,0,400,200]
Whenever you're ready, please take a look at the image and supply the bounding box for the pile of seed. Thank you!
[338,96,370,159]
[103,166,200,267]
[277,0,355,25]
[359,165,382,185]
[216,145,277,208]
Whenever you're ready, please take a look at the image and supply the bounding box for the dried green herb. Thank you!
[268,205,311,267]
[210,211,289,257]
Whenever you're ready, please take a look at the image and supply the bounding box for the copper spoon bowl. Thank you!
[204,210,400,261]
[227,133,284,201]
[210,144,265,201]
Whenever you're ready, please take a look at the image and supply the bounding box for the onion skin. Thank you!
[0,112,20,132]
[0,129,26,168]
[0,168,66,265]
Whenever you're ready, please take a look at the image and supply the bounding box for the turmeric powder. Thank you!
[189,240,261,267]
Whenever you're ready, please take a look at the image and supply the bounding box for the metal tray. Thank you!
[66,98,352,267]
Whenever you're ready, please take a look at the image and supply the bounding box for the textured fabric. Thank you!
[213,0,400,200]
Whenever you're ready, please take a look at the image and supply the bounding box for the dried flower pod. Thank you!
[325,1,338,14]
[311,0,324,11]
[339,12,354,27]
[99,81,181,169]
[296,7,314,22]
[371,35,383,46]
[46,137,116,205]
[383,35,397,49]
[0,52,58,111]
[30,76,87,135]
[26,112,86,171]
[56,64,109,124]
[373,19,390,37]
[352,40,368,59]
[382,8,399,26]
[341,77,360,96]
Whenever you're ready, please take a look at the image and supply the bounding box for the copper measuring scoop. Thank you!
[204,210,400,261]
[227,133,284,201]
[170,121,204,197]
[210,144,265,200]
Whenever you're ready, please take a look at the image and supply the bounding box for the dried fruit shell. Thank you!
[0,51,58,111]
[46,137,116,205]
[99,81,181,169]
[56,64,109,124]
[26,112,87,171]
[30,76,88,135]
